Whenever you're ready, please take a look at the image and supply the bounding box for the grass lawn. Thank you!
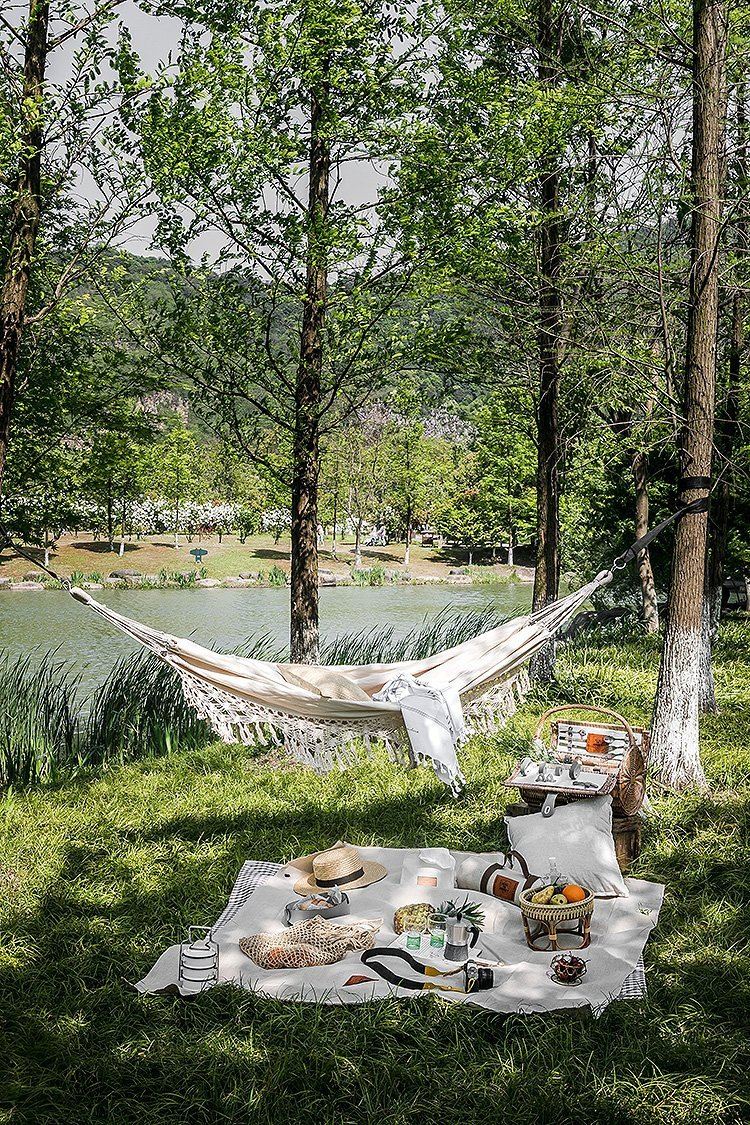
[0,533,522,584]
[1,627,749,1124]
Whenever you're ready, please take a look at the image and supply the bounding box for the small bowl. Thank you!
[548,953,588,985]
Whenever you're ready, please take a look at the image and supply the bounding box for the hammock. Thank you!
[66,568,614,782]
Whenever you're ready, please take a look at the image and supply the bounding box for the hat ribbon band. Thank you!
[316,866,365,888]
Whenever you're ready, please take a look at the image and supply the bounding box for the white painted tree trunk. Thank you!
[44,546,50,568]
[507,544,514,567]
[354,520,362,567]
[651,0,725,789]
[651,625,707,788]
[403,542,410,566]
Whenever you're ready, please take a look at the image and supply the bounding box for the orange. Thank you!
[563,884,586,903]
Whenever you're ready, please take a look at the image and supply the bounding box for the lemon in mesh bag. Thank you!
[239,915,381,970]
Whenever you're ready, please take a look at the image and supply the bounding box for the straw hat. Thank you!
[293,845,387,895]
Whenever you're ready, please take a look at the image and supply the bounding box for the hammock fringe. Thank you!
[180,665,530,776]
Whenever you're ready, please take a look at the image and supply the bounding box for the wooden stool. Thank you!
[521,911,592,952]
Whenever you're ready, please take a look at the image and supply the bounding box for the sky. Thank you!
[38,0,379,261]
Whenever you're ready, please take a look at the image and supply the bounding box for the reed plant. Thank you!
[0,653,81,787]
[84,652,210,764]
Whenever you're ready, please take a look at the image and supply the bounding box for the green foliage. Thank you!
[351,562,387,587]
[267,565,288,587]
[0,655,79,787]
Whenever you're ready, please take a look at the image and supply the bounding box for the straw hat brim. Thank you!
[293,859,388,895]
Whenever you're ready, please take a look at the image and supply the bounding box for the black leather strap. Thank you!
[360,947,474,992]
[361,947,429,989]
[678,476,712,492]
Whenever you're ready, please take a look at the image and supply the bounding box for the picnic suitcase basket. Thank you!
[508,704,649,818]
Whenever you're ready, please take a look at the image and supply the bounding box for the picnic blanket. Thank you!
[135,847,663,1015]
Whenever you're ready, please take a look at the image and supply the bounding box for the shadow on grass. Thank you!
[249,547,291,562]
[2,773,750,1125]
[68,540,141,555]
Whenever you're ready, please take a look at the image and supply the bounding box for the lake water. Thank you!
[0,583,532,694]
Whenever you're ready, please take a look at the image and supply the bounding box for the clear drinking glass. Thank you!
[429,912,448,950]
[405,926,423,950]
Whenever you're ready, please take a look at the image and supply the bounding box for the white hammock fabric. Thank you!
[69,569,612,781]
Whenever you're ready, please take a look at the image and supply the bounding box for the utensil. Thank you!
[178,926,219,993]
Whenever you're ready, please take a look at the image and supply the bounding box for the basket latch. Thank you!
[541,793,558,818]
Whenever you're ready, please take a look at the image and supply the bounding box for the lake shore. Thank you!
[0,531,535,590]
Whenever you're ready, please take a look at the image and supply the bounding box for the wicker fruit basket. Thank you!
[518,887,595,952]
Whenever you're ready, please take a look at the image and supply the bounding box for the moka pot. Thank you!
[444,917,480,962]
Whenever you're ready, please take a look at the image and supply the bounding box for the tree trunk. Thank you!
[290,81,330,663]
[174,499,179,548]
[106,483,115,552]
[403,498,412,566]
[650,0,726,788]
[632,450,659,633]
[354,518,362,567]
[119,495,127,557]
[529,0,562,685]
[0,0,49,490]
[699,78,746,713]
[331,487,338,559]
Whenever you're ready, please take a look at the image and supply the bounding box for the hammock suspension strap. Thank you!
[610,494,711,572]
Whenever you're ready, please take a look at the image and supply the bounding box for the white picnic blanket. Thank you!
[135,846,663,1015]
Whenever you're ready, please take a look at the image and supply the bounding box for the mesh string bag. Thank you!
[239,915,381,970]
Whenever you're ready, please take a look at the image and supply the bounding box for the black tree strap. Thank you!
[611,494,711,572]
[678,476,712,493]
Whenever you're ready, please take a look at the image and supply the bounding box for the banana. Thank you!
[531,885,556,904]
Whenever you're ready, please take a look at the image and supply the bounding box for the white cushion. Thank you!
[504,796,628,898]
[278,664,371,702]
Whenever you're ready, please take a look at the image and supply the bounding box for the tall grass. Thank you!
[321,604,507,664]
[0,650,211,789]
[0,654,81,787]
[84,653,210,764]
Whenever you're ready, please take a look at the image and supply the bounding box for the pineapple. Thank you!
[393,902,433,934]
[439,896,485,931]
